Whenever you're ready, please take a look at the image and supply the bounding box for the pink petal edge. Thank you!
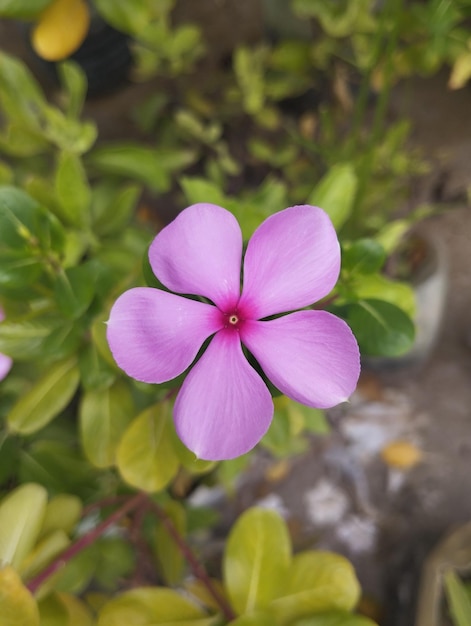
[149,203,243,311]
[240,310,360,408]
[239,205,341,319]
[0,353,12,381]
[106,287,223,384]
[174,329,274,460]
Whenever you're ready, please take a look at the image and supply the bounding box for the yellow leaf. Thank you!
[0,566,40,626]
[380,440,422,469]
[32,0,90,62]
[449,49,471,90]
[116,403,179,493]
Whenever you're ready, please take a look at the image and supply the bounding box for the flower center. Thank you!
[222,310,243,331]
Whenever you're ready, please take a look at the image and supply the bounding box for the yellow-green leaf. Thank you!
[8,357,80,435]
[40,495,83,538]
[444,569,471,626]
[153,501,186,586]
[352,274,416,318]
[229,613,276,626]
[0,566,40,626]
[223,508,291,615]
[308,164,358,231]
[449,49,471,90]
[80,381,133,468]
[116,402,179,492]
[97,587,213,626]
[0,483,47,569]
[19,530,69,580]
[38,591,94,626]
[55,151,91,227]
[271,551,361,625]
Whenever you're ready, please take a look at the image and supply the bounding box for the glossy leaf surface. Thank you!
[223,507,291,615]
[116,403,179,492]
[0,483,47,569]
[8,357,80,434]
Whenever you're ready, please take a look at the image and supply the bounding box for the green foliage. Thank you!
[116,402,180,492]
[0,484,47,569]
[0,0,53,19]
[333,299,415,357]
[224,508,291,614]
[444,570,471,626]
[0,566,40,626]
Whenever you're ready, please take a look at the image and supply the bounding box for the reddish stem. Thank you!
[146,499,236,622]
[27,492,147,594]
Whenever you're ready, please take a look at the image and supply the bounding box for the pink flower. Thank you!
[0,307,12,381]
[107,204,360,460]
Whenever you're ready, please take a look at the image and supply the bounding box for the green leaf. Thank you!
[97,587,214,626]
[54,263,96,319]
[180,176,227,207]
[40,494,83,538]
[91,183,141,236]
[293,611,378,625]
[116,402,180,492]
[153,501,186,586]
[94,538,135,591]
[271,551,361,624]
[234,46,266,115]
[55,152,91,227]
[93,0,150,35]
[88,144,171,193]
[19,441,98,499]
[78,343,116,391]
[0,52,47,134]
[19,529,70,580]
[0,0,52,19]
[444,569,471,626]
[80,381,134,468]
[0,186,41,249]
[308,164,358,231]
[0,483,47,569]
[52,546,96,595]
[42,107,97,154]
[8,357,80,435]
[351,274,416,318]
[223,507,291,615]
[0,250,42,292]
[374,219,410,255]
[0,566,40,626]
[38,592,94,626]
[342,239,386,275]
[229,613,277,626]
[262,396,309,458]
[58,61,87,119]
[0,317,51,359]
[334,299,415,357]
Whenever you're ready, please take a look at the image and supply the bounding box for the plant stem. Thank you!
[146,499,236,622]
[27,491,148,594]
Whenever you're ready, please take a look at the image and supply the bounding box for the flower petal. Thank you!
[174,329,274,460]
[241,311,360,408]
[107,288,223,384]
[149,203,242,310]
[0,353,12,381]
[239,205,341,318]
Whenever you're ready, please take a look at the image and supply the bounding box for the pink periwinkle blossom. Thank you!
[107,203,360,460]
[0,307,12,381]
